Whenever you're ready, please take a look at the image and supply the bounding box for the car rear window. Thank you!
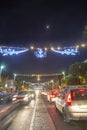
[71,89,87,100]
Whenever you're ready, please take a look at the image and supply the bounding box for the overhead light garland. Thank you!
[29,43,87,57]
[0,43,87,57]
[0,46,29,56]
[14,73,61,77]
[34,48,47,58]
[52,47,79,55]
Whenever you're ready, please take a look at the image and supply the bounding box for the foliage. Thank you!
[14,80,23,90]
[69,62,81,76]
[69,62,87,77]
[67,75,80,85]
[83,25,87,38]
[0,82,5,88]
[62,75,80,85]
[62,61,87,86]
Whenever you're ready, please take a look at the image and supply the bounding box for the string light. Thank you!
[28,43,87,51]
[44,47,48,51]
[81,44,85,47]
[51,47,54,50]
[30,46,34,50]
[15,73,61,77]
[57,47,61,50]
[0,42,87,57]
[0,46,29,56]
[76,45,79,48]
[52,47,79,55]
[34,48,47,58]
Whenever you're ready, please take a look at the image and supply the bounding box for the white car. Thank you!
[55,85,87,122]
[47,90,59,103]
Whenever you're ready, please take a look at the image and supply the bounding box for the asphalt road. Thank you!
[5,100,35,130]
[2,94,87,130]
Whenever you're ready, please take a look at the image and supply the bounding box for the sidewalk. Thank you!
[30,94,56,130]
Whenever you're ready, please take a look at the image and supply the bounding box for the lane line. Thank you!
[29,99,37,130]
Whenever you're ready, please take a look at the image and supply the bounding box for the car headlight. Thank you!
[12,97,17,101]
[24,96,28,101]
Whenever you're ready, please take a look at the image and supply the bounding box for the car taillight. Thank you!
[79,89,86,93]
[50,94,55,98]
[66,93,72,106]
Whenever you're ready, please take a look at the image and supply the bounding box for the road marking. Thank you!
[29,99,37,130]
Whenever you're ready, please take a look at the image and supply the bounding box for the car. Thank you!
[0,92,13,104]
[12,90,31,104]
[29,90,36,99]
[47,90,59,103]
[55,85,87,122]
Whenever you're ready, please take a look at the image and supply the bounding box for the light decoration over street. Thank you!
[0,46,29,56]
[0,42,87,57]
[29,43,87,57]
[52,47,79,55]
[15,73,61,77]
[34,48,47,58]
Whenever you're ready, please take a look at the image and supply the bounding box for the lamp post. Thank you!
[13,73,17,80]
[51,80,54,90]
[62,71,65,79]
[0,65,5,82]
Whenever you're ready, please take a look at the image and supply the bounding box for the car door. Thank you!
[55,92,62,112]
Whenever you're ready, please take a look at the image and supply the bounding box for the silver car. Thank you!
[55,85,87,122]
[12,90,31,104]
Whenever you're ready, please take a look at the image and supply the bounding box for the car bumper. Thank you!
[67,112,87,120]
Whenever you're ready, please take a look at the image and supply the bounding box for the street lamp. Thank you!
[0,65,5,82]
[62,71,65,79]
[51,80,54,83]
[51,80,54,89]
[13,73,17,80]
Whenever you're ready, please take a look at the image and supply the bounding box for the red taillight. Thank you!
[79,89,86,93]
[50,94,55,98]
[66,93,72,106]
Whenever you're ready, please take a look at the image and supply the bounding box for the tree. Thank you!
[69,62,87,76]
[67,75,80,85]
[69,62,87,84]
[69,62,81,76]
[14,80,23,90]
[83,25,87,38]
[61,75,80,86]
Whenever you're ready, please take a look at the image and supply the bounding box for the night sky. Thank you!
[0,0,87,74]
